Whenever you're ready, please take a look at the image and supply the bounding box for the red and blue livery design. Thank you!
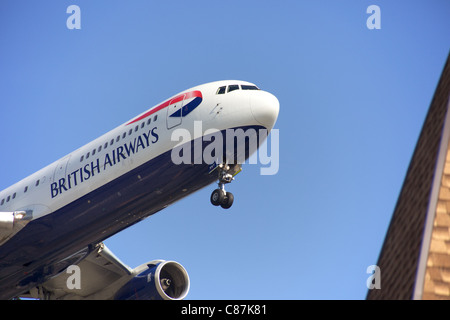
[127,90,202,125]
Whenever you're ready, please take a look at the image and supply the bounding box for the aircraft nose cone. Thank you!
[250,91,280,130]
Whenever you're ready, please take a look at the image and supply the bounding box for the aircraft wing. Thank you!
[22,243,134,300]
[20,242,190,300]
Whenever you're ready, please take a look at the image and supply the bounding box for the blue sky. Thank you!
[1,1,449,299]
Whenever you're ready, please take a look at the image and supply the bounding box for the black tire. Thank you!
[210,189,225,206]
[221,192,234,209]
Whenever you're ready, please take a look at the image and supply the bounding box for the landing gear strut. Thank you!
[210,163,240,209]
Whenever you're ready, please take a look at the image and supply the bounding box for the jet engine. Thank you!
[114,260,190,300]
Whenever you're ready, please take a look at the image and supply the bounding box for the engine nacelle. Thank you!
[114,260,190,300]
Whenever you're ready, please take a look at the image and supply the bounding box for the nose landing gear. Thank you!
[210,187,234,209]
[210,163,241,209]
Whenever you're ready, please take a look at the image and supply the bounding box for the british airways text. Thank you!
[50,127,159,198]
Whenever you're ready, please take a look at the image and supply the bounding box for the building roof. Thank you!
[367,52,450,300]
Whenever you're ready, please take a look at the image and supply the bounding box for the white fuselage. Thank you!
[0,80,279,299]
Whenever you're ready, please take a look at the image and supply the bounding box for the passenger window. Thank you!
[92,149,96,156]
[116,136,120,142]
[24,186,28,193]
[80,155,84,162]
[216,86,226,94]
[129,129,133,136]
[147,118,152,125]
[86,152,90,159]
[12,193,16,199]
[141,122,145,129]
[1,199,4,205]
[122,132,126,139]
[154,115,158,121]
[104,142,108,149]
[227,85,239,93]
[98,145,102,152]
[35,180,40,187]
[110,139,114,146]
[135,125,139,132]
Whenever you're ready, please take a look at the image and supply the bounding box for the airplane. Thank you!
[0,80,279,300]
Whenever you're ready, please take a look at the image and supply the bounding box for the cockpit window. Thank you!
[216,86,226,94]
[227,85,240,93]
[241,85,260,90]
[216,84,259,94]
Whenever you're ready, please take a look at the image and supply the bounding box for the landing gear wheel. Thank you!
[220,192,234,209]
[210,163,241,209]
[210,189,225,206]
